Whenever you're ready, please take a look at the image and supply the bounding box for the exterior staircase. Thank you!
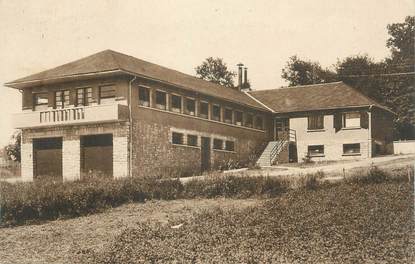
[256,141,287,167]
[256,128,296,167]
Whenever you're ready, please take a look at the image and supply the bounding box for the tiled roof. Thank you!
[249,82,392,113]
[5,50,268,111]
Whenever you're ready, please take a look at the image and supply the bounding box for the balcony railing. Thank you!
[13,104,129,129]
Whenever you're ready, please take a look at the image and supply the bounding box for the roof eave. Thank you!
[4,69,125,89]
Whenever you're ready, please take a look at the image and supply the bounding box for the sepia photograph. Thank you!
[0,0,414,263]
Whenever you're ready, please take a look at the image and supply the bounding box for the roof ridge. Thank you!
[106,50,123,70]
[251,81,344,93]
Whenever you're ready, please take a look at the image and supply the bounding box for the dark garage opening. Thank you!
[81,134,113,179]
[33,137,63,181]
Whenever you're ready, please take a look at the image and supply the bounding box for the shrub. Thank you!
[297,171,325,190]
[346,166,391,185]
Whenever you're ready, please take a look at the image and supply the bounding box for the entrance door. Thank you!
[201,137,211,172]
[33,137,63,181]
[81,134,113,178]
[275,118,289,140]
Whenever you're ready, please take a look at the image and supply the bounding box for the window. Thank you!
[213,139,223,150]
[308,145,324,157]
[308,115,324,130]
[138,86,150,106]
[234,111,243,126]
[245,113,253,128]
[225,141,235,151]
[212,104,221,121]
[172,132,184,145]
[99,85,116,104]
[224,108,233,124]
[343,143,361,155]
[155,90,167,110]
[199,101,209,119]
[343,112,361,128]
[34,93,49,110]
[55,90,70,109]
[76,88,92,106]
[185,98,196,115]
[187,135,198,146]
[255,116,264,130]
[171,94,182,113]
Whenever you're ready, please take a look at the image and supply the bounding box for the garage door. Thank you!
[33,137,63,181]
[81,134,113,179]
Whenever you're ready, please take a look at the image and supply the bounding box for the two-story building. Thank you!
[5,50,395,181]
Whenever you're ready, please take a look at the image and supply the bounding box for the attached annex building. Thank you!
[5,50,395,181]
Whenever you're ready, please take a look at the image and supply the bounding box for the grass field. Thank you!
[1,180,413,264]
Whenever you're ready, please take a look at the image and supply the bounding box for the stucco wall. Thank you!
[393,140,415,154]
[289,113,371,162]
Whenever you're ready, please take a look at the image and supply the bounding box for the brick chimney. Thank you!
[237,63,244,90]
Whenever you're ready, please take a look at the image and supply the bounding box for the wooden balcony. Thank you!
[13,104,129,129]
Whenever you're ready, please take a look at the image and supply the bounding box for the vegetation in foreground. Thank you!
[78,179,414,264]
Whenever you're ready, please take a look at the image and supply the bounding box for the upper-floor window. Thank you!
[138,86,150,107]
[343,112,360,128]
[308,115,324,130]
[55,90,70,109]
[212,104,221,121]
[199,101,209,119]
[34,93,49,111]
[185,98,196,116]
[99,85,116,104]
[234,111,243,126]
[255,116,264,130]
[245,113,253,128]
[224,108,233,124]
[155,90,167,110]
[76,87,92,107]
[171,94,182,113]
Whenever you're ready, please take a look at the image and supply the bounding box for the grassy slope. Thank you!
[83,182,414,264]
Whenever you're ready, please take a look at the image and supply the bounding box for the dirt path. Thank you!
[0,198,260,264]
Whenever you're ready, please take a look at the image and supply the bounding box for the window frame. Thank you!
[342,112,361,128]
[55,90,70,109]
[213,138,223,150]
[187,134,198,147]
[172,132,184,145]
[307,145,325,157]
[171,94,182,113]
[99,84,116,104]
[224,108,233,124]
[234,111,243,126]
[343,143,361,155]
[245,113,253,128]
[138,86,150,107]
[212,104,221,121]
[76,87,93,107]
[225,140,235,151]
[307,114,324,130]
[33,92,49,110]
[155,90,167,110]
[199,101,209,119]
[185,97,196,116]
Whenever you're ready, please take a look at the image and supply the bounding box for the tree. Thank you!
[4,131,21,162]
[281,55,337,86]
[195,57,236,87]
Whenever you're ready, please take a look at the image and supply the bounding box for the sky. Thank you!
[0,0,413,147]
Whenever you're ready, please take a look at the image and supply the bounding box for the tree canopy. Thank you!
[195,57,236,88]
[281,16,415,139]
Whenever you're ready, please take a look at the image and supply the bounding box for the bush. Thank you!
[297,171,324,190]
[346,166,399,185]
[183,174,289,198]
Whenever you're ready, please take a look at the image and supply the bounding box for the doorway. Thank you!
[80,134,113,178]
[275,118,289,140]
[201,137,211,172]
[33,137,63,181]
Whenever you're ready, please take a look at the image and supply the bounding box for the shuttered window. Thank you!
[34,93,49,111]
[55,90,70,109]
[76,88,92,106]
[343,112,361,128]
[99,85,116,104]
